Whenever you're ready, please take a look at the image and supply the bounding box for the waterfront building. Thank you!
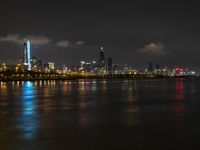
[0,63,7,72]
[62,65,68,73]
[80,61,85,70]
[156,64,160,70]
[23,39,31,71]
[37,60,43,69]
[155,64,161,74]
[107,57,112,74]
[98,46,106,74]
[85,62,91,72]
[48,62,55,71]
[112,64,120,74]
[148,62,153,72]
[98,46,105,68]
[91,61,98,73]
[31,56,37,71]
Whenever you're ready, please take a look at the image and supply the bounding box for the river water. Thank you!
[0,79,200,149]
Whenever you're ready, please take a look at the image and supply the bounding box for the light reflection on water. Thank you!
[1,79,200,149]
[18,81,38,140]
[126,81,140,125]
[174,79,186,118]
[175,79,185,101]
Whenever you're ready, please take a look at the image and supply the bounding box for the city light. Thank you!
[0,40,198,81]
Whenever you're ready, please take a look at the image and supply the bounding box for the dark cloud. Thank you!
[0,0,200,70]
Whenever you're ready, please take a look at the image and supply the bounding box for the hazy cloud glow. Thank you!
[0,33,51,45]
[0,33,21,44]
[76,41,84,46]
[27,35,52,45]
[56,40,71,48]
[138,42,171,55]
[56,40,84,48]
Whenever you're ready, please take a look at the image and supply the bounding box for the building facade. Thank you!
[23,39,31,71]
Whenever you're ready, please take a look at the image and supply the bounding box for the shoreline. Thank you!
[0,73,199,82]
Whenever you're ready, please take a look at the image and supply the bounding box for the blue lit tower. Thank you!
[23,39,31,70]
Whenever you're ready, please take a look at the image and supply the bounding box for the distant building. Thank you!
[107,57,112,74]
[85,62,91,71]
[98,46,105,68]
[123,64,132,74]
[0,63,7,72]
[148,62,153,72]
[79,61,92,71]
[48,62,55,70]
[37,60,43,69]
[23,39,31,71]
[155,64,160,74]
[62,65,68,73]
[80,61,85,70]
[44,64,49,68]
[17,57,23,64]
[31,56,37,70]
[91,61,98,73]
[98,46,106,74]
[112,64,120,74]
[156,64,160,70]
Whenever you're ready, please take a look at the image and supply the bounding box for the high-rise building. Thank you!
[155,64,160,74]
[31,56,37,67]
[23,39,31,71]
[37,60,43,69]
[156,64,160,70]
[148,62,153,72]
[91,61,98,73]
[80,61,85,70]
[112,64,119,74]
[98,46,105,68]
[124,64,131,74]
[107,57,112,74]
[48,62,55,70]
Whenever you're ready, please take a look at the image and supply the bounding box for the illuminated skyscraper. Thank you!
[98,46,105,68]
[23,39,31,70]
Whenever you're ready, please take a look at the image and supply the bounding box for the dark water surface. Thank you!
[0,79,200,150]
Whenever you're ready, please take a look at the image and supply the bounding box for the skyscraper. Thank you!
[23,39,31,71]
[107,57,112,74]
[156,64,160,70]
[48,62,55,71]
[148,62,153,72]
[98,46,105,68]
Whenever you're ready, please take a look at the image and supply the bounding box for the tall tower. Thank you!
[107,57,112,74]
[148,62,153,72]
[98,46,105,68]
[23,39,31,71]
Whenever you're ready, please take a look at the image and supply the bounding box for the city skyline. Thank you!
[0,1,200,71]
[0,38,196,78]
[0,37,198,74]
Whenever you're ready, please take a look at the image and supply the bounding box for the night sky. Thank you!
[0,0,200,70]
